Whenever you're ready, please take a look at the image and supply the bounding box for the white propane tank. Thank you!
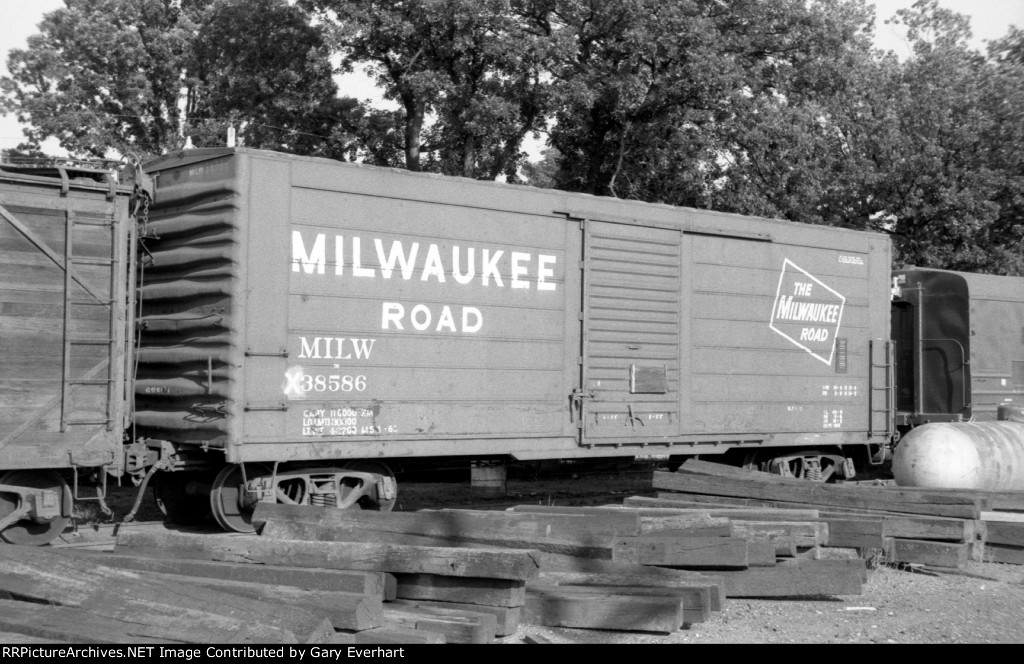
[893,417,1024,490]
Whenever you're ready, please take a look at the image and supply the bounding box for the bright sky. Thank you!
[1,0,1022,156]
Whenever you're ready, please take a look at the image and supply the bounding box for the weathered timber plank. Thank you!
[65,549,395,598]
[145,572,383,631]
[534,552,726,610]
[662,494,974,541]
[746,538,781,566]
[981,511,1024,522]
[383,606,497,644]
[0,545,317,643]
[529,576,712,624]
[981,543,1024,565]
[393,573,525,607]
[718,559,866,598]
[261,500,634,534]
[622,496,821,520]
[983,522,1024,547]
[613,536,751,568]
[523,587,685,633]
[503,505,734,534]
[0,599,167,645]
[654,492,760,507]
[890,538,969,569]
[387,599,520,637]
[654,471,981,519]
[816,511,974,542]
[257,502,712,558]
[535,569,723,613]
[773,535,799,557]
[820,518,885,549]
[259,515,612,559]
[730,521,828,547]
[877,486,1024,511]
[330,627,446,645]
[115,530,541,581]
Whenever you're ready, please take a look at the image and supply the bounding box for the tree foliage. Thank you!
[1,0,194,158]
[183,0,352,158]
[302,0,555,177]
[1,0,357,160]
[2,0,1022,273]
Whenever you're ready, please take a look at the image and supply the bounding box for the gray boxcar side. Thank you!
[138,148,892,466]
[966,272,1024,418]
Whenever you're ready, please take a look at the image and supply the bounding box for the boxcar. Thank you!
[0,162,135,543]
[892,268,1024,426]
[136,148,893,529]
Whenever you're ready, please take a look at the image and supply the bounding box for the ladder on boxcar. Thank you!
[868,339,896,447]
[60,208,118,433]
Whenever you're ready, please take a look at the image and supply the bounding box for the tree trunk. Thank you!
[462,135,476,178]
[403,96,425,172]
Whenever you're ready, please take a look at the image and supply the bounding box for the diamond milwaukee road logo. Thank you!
[770,259,846,366]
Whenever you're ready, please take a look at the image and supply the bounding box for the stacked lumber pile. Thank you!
[980,514,1024,565]
[506,505,866,599]
[254,503,729,635]
[252,501,867,635]
[0,523,541,643]
[650,460,1024,570]
[0,477,880,643]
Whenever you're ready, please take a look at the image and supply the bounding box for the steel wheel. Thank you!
[0,470,69,545]
[342,460,397,511]
[153,470,215,524]
[209,464,270,533]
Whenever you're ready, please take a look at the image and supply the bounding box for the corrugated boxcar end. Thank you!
[134,150,246,449]
[0,161,135,543]
[138,149,894,472]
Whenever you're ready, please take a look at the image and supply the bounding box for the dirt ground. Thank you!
[86,466,1024,645]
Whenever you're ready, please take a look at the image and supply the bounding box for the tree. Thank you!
[981,27,1024,275]
[1,0,199,158]
[304,0,557,178]
[529,0,879,201]
[861,0,1023,273]
[183,0,352,158]
[1,0,356,160]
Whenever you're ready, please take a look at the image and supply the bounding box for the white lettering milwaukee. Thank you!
[291,232,558,291]
[774,296,840,323]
